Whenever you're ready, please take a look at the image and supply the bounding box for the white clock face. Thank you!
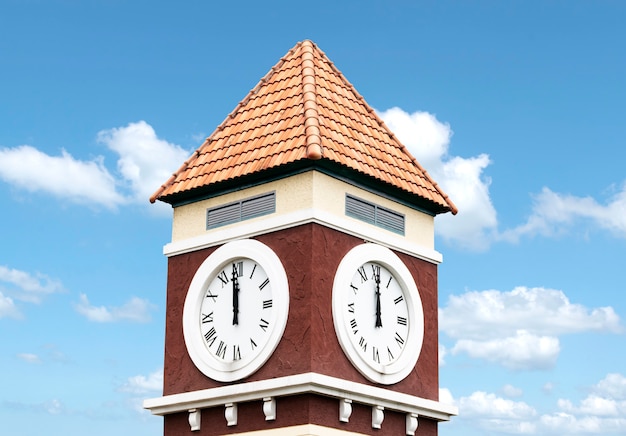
[344,262,410,368]
[199,258,274,364]
[332,244,424,384]
[183,239,289,382]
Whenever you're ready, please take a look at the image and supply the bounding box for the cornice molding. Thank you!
[143,372,457,422]
[163,208,443,264]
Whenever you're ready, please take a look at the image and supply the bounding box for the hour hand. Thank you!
[232,264,240,325]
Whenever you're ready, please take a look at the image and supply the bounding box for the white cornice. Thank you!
[143,372,457,421]
[163,209,443,264]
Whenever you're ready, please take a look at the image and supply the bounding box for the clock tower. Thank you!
[144,40,457,435]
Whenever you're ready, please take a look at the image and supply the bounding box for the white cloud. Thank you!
[378,107,497,251]
[0,291,20,319]
[439,343,447,366]
[97,120,190,204]
[441,286,621,341]
[458,391,537,434]
[500,184,626,243]
[118,369,163,395]
[0,121,189,210]
[17,353,41,364]
[439,387,456,407]
[0,145,126,209]
[541,375,626,434]
[452,330,559,370]
[0,265,64,304]
[440,287,621,369]
[74,293,154,323]
[460,391,537,420]
[594,373,626,400]
[502,384,524,398]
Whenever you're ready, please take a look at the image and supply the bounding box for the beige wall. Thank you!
[171,171,434,249]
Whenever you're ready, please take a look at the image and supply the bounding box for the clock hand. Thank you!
[374,267,382,328]
[232,263,240,325]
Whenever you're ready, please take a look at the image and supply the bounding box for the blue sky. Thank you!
[1,1,625,435]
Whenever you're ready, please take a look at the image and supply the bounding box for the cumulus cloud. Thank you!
[0,121,190,209]
[440,287,621,369]
[0,145,126,209]
[0,292,20,319]
[452,330,559,370]
[500,185,626,243]
[96,121,190,204]
[459,391,537,434]
[17,353,41,364]
[118,369,163,395]
[0,265,64,304]
[74,293,155,323]
[455,375,626,435]
[541,373,626,434]
[378,107,497,251]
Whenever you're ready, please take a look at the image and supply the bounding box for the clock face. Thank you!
[344,261,410,368]
[199,258,274,364]
[332,244,424,384]
[183,239,289,382]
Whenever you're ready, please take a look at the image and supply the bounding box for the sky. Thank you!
[1,1,625,435]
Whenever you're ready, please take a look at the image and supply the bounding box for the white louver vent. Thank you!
[345,194,405,235]
[207,192,276,230]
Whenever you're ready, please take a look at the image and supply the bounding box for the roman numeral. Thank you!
[371,264,380,279]
[395,332,405,347]
[233,345,241,361]
[262,299,273,309]
[205,290,218,302]
[387,346,394,361]
[216,341,227,359]
[259,278,270,291]
[201,312,214,323]
[372,347,380,363]
[350,318,358,334]
[394,295,404,305]
[347,302,355,313]
[217,271,229,287]
[204,327,217,347]
[259,318,269,332]
[233,261,243,277]
[250,338,257,350]
[249,263,257,279]
[357,266,368,283]
[358,336,367,352]
[350,284,358,294]
[397,316,407,326]
[386,276,393,288]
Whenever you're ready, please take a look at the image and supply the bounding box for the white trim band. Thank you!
[143,372,457,422]
[164,209,443,264]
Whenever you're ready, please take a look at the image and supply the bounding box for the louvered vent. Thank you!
[345,194,405,235]
[207,192,276,229]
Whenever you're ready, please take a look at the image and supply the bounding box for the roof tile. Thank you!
[150,40,456,215]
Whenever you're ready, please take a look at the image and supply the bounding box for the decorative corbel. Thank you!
[188,409,201,431]
[339,398,353,422]
[372,405,385,429]
[225,402,238,426]
[406,412,419,435]
[263,397,276,421]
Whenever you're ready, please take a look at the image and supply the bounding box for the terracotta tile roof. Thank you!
[151,40,457,215]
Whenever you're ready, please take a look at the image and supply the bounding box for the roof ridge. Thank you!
[301,40,322,160]
[312,44,458,215]
[149,42,305,204]
[368,110,459,215]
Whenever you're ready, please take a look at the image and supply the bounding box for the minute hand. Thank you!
[232,264,240,325]
[374,268,382,328]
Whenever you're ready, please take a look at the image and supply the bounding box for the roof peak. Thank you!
[150,40,456,215]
